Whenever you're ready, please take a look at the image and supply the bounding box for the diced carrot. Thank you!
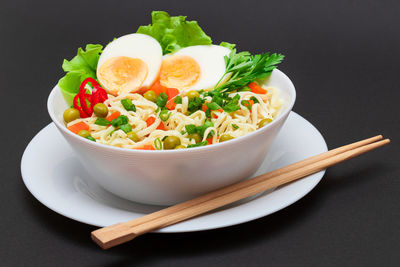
[149,81,168,96]
[157,123,165,130]
[206,137,213,145]
[135,145,156,150]
[106,111,121,121]
[212,108,224,118]
[146,116,156,127]
[165,99,176,110]
[164,88,180,110]
[243,100,255,110]
[248,82,267,94]
[166,88,179,99]
[67,121,89,134]
[146,116,165,130]
[201,103,208,112]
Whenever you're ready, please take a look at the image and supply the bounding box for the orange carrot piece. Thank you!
[243,100,254,109]
[149,81,168,96]
[135,145,156,150]
[146,117,165,130]
[206,137,213,145]
[106,111,121,121]
[67,121,89,134]
[166,88,179,99]
[146,117,156,127]
[212,108,224,118]
[201,103,208,112]
[165,99,176,110]
[248,82,267,94]
[157,122,165,130]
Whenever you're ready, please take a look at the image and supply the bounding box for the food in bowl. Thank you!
[58,11,285,150]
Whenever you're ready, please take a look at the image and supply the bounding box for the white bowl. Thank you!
[47,69,296,205]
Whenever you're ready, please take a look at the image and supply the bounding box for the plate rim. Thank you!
[21,111,327,233]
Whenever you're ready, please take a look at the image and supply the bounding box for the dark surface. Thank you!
[1,0,399,266]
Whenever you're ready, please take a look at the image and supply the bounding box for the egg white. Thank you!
[97,33,163,93]
[164,45,231,91]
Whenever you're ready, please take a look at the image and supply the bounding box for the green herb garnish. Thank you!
[121,98,136,112]
[214,49,284,92]
[222,94,241,113]
[232,124,239,130]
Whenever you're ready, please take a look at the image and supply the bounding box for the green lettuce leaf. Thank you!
[137,11,212,54]
[57,44,103,105]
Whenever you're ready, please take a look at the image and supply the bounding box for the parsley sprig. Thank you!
[214,49,284,92]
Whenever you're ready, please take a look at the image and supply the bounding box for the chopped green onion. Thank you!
[250,96,259,103]
[241,100,252,111]
[185,124,197,134]
[95,118,110,126]
[206,102,222,110]
[232,123,239,130]
[156,92,168,107]
[174,95,182,104]
[86,136,96,142]
[110,115,129,127]
[159,109,171,122]
[120,124,132,133]
[187,141,208,148]
[154,137,163,150]
[121,98,136,112]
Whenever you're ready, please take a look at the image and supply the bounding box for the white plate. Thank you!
[21,112,327,232]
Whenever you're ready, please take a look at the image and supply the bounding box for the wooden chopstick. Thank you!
[91,136,389,249]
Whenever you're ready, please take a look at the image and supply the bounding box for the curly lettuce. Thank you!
[137,11,212,54]
[58,44,103,105]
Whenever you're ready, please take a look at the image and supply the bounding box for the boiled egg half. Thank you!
[159,45,231,91]
[97,33,162,95]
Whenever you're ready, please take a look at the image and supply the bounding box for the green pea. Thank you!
[63,108,80,123]
[188,133,202,144]
[144,90,157,103]
[175,145,186,149]
[127,132,139,142]
[219,134,234,143]
[258,118,273,128]
[78,130,91,138]
[93,103,109,118]
[186,90,200,99]
[163,136,181,150]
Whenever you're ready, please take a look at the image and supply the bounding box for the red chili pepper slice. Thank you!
[73,78,108,117]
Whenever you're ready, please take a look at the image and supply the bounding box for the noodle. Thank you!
[66,87,283,149]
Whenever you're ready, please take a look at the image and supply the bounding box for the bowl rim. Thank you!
[47,69,296,154]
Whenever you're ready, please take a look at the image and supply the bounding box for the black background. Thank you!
[1,0,399,266]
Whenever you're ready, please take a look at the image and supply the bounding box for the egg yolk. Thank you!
[159,55,200,90]
[97,56,148,95]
